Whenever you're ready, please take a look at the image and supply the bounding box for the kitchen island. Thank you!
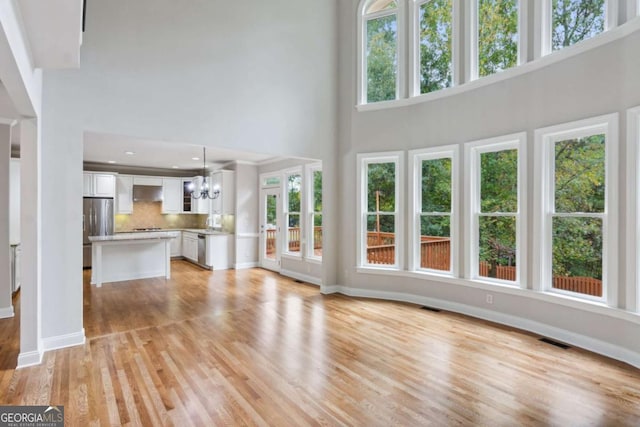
[89,232,174,287]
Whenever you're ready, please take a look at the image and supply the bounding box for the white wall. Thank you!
[231,162,259,268]
[336,0,640,366]
[9,158,19,245]
[39,0,338,344]
[0,123,12,318]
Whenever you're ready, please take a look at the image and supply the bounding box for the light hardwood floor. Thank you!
[1,260,639,426]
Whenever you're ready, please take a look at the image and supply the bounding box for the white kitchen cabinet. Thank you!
[182,179,194,213]
[169,231,182,257]
[162,178,182,214]
[182,232,199,262]
[206,234,233,270]
[116,175,133,214]
[133,176,163,186]
[84,172,116,198]
[210,170,235,215]
[191,176,210,214]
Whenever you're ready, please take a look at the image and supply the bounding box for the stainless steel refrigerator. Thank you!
[83,197,114,268]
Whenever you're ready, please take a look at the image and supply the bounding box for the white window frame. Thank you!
[533,113,618,306]
[306,163,323,261]
[409,145,459,275]
[633,0,640,19]
[468,0,527,81]
[626,106,640,312]
[410,0,460,95]
[260,172,281,189]
[358,0,406,105]
[357,151,404,270]
[465,133,527,287]
[537,0,618,58]
[283,168,303,258]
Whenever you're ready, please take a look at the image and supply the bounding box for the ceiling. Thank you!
[83,131,278,170]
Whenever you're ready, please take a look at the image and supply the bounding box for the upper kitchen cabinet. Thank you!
[210,170,235,215]
[162,178,182,214]
[116,175,133,214]
[84,172,116,198]
[182,176,210,214]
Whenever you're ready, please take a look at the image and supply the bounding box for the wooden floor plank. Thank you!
[0,260,638,426]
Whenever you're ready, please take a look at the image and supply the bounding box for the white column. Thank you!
[0,121,12,318]
[17,118,42,368]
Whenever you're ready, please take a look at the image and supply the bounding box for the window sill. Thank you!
[356,17,640,113]
[354,268,640,324]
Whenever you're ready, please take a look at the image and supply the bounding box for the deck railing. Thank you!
[420,237,450,271]
[553,276,602,297]
[265,227,323,255]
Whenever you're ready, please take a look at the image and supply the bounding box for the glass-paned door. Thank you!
[260,187,281,271]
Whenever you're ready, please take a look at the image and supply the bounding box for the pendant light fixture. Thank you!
[191,147,220,200]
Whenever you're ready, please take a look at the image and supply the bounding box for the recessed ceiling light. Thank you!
[172,166,179,169]
[192,157,200,161]
[107,160,116,164]
[125,151,135,155]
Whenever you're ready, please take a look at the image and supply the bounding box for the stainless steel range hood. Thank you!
[133,185,163,202]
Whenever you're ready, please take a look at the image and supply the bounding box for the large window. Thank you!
[307,164,323,260]
[409,145,458,274]
[541,0,617,55]
[416,0,453,94]
[361,0,400,103]
[473,0,521,78]
[284,170,302,255]
[358,152,403,268]
[534,114,618,303]
[552,0,605,50]
[466,133,526,286]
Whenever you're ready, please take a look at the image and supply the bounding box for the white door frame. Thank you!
[259,187,281,272]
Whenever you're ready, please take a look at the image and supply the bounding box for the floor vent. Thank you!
[421,306,441,312]
[539,338,571,349]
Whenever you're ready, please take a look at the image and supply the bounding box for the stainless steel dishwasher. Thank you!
[197,234,207,266]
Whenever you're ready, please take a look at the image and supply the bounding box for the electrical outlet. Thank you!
[486,294,493,304]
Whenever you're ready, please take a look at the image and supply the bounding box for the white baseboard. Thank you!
[234,262,258,269]
[280,269,322,286]
[17,349,43,369]
[0,305,14,319]
[42,329,86,351]
[331,285,640,369]
[321,285,341,294]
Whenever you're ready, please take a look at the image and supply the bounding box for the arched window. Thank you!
[359,0,402,104]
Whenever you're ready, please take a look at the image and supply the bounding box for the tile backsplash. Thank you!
[115,201,207,231]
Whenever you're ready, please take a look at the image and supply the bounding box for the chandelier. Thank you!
[191,147,220,200]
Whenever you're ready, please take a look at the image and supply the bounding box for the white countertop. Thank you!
[115,228,232,236]
[89,231,176,242]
